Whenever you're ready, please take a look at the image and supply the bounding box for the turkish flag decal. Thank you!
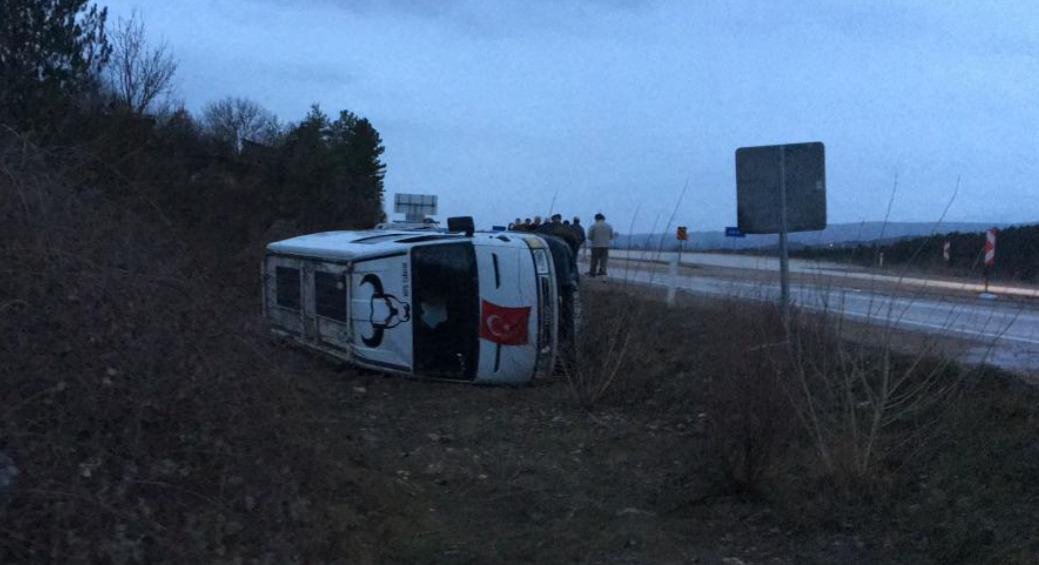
[479,300,532,345]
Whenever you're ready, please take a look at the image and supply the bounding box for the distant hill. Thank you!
[619,222,1006,251]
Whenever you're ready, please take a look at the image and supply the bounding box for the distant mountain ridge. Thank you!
[619,221,1012,251]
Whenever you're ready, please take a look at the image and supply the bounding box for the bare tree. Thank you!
[108,10,177,114]
[202,97,280,152]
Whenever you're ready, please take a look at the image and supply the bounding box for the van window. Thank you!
[276,266,301,310]
[411,242,479,380]
[314,271,347,321]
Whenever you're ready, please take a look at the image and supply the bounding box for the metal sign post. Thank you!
[777,147,790,326]
[735,141,826,330]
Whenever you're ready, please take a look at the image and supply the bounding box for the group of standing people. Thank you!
[508,213,615,277]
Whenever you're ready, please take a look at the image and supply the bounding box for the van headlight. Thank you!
[524,237,546,249]
[532,248,550,274]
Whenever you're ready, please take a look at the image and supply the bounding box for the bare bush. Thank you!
[698,302,796,494]
[561,288,662,407]
[561,287,795,494]
[202,96,280,152]
[568,269,975,500]
[560,275,796,492]
[107,10,177,114]
[781,304,970,493]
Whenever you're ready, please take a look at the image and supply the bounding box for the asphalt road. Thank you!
[610,249,1039,299]
[587,252,1039,373]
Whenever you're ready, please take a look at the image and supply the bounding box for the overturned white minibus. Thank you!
[262,221,577,384]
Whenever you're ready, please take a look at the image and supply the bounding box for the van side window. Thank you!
[276,267,301,310]
[314,271,347,321]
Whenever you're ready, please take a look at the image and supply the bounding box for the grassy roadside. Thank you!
[5,229,1038,563]
[565,286,1039,564]
[3,140,1037,562]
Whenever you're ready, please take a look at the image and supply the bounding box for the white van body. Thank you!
[262,229,561,384]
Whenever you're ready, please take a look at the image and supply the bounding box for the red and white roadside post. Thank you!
[983,228,998,294]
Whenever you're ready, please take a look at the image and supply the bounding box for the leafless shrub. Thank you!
[671,293,972,498]
[783,306,970,493]
[570,270,976,499]
[561,288,663,408]
[107,10,178,114]
[202,96,281,152]
[697,301,796,494]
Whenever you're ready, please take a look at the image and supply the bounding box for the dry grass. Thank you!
[0,129,404,563]
[567,276,977,501]
[561,287,794,493]
[561,289,656,407]
[562,284,1039,562]
[783,311,968,494]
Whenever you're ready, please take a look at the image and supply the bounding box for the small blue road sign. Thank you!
[725,226,745,238]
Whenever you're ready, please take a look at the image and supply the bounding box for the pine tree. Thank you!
[0,0,111,134]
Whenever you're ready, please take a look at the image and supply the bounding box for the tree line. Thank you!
[794,223,1039,282]
[1,0,387,249]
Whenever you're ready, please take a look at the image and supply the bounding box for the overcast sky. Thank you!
[104,0,1039,232]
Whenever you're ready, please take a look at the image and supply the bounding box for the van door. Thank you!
[304,260,351,354]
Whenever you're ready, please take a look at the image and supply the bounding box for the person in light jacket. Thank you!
[586,213,615,277]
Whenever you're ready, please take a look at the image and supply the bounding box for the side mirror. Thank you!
[447,216,475,237]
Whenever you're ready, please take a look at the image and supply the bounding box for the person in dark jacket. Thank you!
[540,214,581,270]
[537,214,579,253]
[571,216,586,257]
